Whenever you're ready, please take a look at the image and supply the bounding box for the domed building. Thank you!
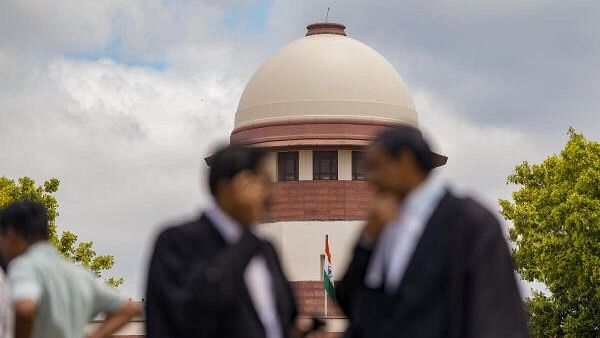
[231,22,446,335]
[232,22,418,148]
[105,22,446,338]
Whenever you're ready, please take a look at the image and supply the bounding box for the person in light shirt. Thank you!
[336,126,528,338]
[0,200,140,338]
[0,258,13,338]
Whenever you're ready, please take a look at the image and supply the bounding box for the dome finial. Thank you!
[306,22,346,36]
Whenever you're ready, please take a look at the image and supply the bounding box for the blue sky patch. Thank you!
[224,0,273,33]
[66,36,168,71]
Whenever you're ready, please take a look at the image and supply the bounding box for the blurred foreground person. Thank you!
[336,127,528,338]
[0,256,12,338]
[0,200,140,338]
[146,144,321,338]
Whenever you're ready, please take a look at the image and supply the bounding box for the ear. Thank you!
[398,149,418,167]
[230,171,254,192]
[214,178,230,204]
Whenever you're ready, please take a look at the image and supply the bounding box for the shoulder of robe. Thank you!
[154,217,207,250]
[454,196,502,237]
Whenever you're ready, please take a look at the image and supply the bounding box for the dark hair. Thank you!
[0,200,49,242]
[208,144,267,196]
[373,126,436,173]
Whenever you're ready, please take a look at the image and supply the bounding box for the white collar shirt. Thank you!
[365,173,447,293]
[205,206,283,338]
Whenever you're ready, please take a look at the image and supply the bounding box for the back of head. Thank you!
[0,200,49,242]
[373,126,436,174]
[208,144,267,197]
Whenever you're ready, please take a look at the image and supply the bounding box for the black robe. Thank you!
[145,213,297,338]
[336,191,529,338]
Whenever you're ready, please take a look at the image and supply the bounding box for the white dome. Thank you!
[234,26,418,129]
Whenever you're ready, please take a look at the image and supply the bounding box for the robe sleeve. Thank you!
[463,203,529,338]
[335,237,374,319]
[145,227,263,338]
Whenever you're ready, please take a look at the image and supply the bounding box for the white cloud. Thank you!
[1,0,597,299]
[0,0,244,298]
[0,0,115,53]
[414,89,544,210]
[0,56,242,296]
[414,90,555,296]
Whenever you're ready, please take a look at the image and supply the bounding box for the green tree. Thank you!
[0,176,124,288]
[499,128,600,337]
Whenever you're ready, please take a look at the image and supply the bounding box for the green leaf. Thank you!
[500,128,600,337]
[0,176,123,288]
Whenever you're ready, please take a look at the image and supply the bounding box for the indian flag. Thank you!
[323,235,336,302]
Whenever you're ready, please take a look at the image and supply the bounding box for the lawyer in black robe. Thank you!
[146,214,297,338]
[145,144,297,338]
[337,192,528,338]
[336,127,529,338]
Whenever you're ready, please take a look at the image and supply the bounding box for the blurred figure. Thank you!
[0,200,140,338]
[0,256,13,338]
[336,127,528,338]
[146,144,312,338]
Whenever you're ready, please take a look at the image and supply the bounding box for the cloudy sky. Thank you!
[1,0,599,298]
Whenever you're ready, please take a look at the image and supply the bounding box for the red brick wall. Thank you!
[291,281,344,317]
[269,180,372,222]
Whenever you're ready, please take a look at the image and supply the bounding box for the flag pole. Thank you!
[324,234,328,318]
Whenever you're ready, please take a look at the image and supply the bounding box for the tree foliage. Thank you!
[499,128,600,337]
[0,176,123,288]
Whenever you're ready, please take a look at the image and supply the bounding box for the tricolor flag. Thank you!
[323,235,336,302]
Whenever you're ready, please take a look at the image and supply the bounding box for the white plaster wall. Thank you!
[324,318,349,332]
[298,150,313,181]
[338,150,352,181]
[256,220,363,281]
